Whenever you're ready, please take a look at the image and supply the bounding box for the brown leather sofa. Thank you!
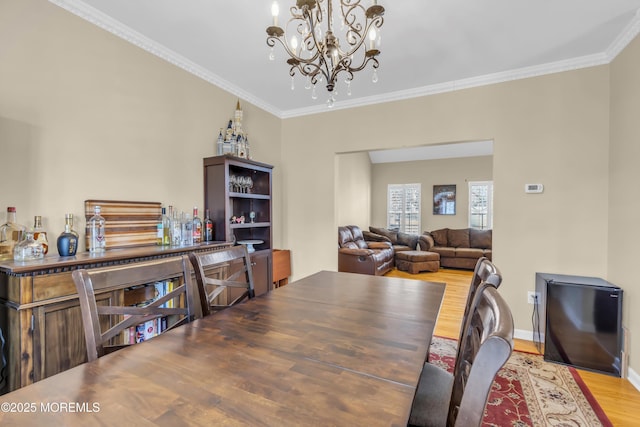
[363,226,419,255]
[418,228,492,270]
[338,225,394,276]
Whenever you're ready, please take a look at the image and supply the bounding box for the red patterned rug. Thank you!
[429,336,613,426]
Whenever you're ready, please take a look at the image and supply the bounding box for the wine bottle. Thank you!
[57,214,79,256]
[88,205,106,254]
[192,207,202,244]
[162,207,171,245]
[204,209,213,242]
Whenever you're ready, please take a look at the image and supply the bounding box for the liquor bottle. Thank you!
[162,207,171,245]
[0,207,26,261]
[88,205,106,254]
[33,215,49,255]
[170,206,182,246]
[57,214,79,256]
[192,207,202,244]
[204,209,214,242]
[156,208,165,245]
[13,231,44,261]
[181,212,193,246]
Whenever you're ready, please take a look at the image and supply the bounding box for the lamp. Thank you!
[266,0,384,107]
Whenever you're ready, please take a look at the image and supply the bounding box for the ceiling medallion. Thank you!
[266,0,384,107]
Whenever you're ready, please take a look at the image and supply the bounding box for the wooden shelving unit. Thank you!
[203,155,273,297]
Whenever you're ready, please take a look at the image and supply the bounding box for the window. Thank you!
[387,184,421,234]
[468,181,493,229]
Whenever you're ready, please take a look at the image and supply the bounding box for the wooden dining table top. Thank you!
[0,270,445,426]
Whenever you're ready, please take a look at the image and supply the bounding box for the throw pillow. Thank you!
[397,232,419,250]
[429,228,449,247]
[369,226,398,244]
[469,228,492,249]
[447,228,470,248]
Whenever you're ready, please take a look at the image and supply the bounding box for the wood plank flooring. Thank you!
[386,267,640,427]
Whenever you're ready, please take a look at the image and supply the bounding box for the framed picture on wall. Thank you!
[433,185,456,215]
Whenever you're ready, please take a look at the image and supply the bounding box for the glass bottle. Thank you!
[33,215,49,255]
[204,209,214,242]
[192,207,202,244]
[0,207,26,261]
[57,214,79,256]
[14,231,44,261]
[181,212,193,246]
[88,205,106,254]
[170,206,181,246]
[156,208,165,245]
[162,207,171,246]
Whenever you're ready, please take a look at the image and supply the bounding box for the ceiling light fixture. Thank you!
[266,0,384,108]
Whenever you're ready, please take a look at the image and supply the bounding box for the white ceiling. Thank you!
[368,140,493,164]
[50,0,640,120]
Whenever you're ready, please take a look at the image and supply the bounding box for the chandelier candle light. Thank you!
[266,0,384,107]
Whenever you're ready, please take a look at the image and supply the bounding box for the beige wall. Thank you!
[1,0,637,383]
[282,67,611,347]
[609,35,640,381]
[370,156,493,231]
[0,0,283,251]
[335,152,372,229]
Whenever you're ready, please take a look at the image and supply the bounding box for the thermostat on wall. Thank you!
[525,184,544,193]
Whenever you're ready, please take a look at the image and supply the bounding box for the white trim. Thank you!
[628,367,640,393]
[48,1,640,120]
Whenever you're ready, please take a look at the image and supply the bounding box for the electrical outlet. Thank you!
[527,291,540,304]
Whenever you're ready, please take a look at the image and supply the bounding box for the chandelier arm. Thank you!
[267,0,384,97]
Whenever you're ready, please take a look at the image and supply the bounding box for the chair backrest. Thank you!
[459,258,502,340]
[189,245,255,316]
[72,255,199,362]
[449,285,514,427]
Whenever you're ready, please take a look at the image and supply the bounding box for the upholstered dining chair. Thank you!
[72,255,200,362]
[188,245,255,316]
[409,285,514,427]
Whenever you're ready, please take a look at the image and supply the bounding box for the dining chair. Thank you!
[72,255,200,362]
[426,257,502,363]
[188,245,255,316]
[409,285,514,427]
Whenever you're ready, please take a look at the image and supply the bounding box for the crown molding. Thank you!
[47,0,284,118]
[49,1,640,120]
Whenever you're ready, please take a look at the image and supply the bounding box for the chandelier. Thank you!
[266,0,385,107]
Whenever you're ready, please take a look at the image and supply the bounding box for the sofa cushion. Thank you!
[432,247,456,258]
[447,228,470,248]
[397,232,419,250]
[430,228,449,247]
[369,226,398,244]
[455,248,485,259]
[469,228,492,249]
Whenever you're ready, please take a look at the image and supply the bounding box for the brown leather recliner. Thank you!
[338,225,394,276]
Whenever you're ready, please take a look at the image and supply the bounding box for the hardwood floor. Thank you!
[386,267,640,427]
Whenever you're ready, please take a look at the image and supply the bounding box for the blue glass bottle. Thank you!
[57,214,78,256]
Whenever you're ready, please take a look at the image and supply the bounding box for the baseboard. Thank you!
[516,329,640,392]
[514,328,543,342]
[628,367,640,392]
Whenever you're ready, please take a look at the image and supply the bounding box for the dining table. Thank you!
[0,270,445,426]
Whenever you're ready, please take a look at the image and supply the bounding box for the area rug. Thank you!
[429,336,613,427]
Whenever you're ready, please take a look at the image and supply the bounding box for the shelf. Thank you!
[230,222,271,229]
[229,192,270,200]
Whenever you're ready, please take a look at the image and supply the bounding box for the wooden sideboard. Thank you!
[0,242,231,395]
